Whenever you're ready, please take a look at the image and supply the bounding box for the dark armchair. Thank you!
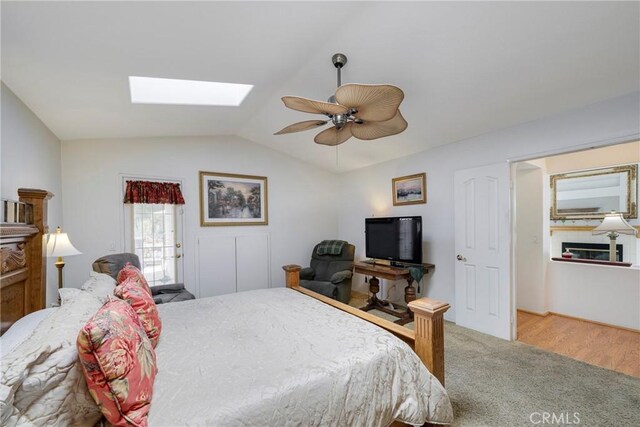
[299,241,355,304]
[92,253,195,304]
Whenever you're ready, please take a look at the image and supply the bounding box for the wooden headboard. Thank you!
[1,188,52,334]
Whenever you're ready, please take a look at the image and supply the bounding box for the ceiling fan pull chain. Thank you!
[336,146,339,168]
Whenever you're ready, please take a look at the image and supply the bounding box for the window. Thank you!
[131,204,178,286]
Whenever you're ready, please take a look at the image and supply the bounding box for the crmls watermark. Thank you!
[529,412,581,425]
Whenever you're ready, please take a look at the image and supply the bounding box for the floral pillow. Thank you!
[116,263,152,296]
[77,298,157,427]
[115,277,162,348]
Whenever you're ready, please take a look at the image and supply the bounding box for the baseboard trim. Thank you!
[517,308,549,317]
[518,309,640,333]
[549,312,640,334]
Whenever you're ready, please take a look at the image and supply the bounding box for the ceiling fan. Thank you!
[274,53,407,146]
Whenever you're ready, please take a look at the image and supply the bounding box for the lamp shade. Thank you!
[592,212,637,236]
[46,227,82,257]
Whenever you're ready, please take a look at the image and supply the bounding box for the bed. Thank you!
[1,188,453,426]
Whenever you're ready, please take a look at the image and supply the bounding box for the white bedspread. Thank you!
[151,288,452,426]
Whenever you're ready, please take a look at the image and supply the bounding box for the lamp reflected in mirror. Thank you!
[592,212,637,262]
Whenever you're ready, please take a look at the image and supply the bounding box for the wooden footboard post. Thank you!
[282,265,301,288]
[408,299,450,386]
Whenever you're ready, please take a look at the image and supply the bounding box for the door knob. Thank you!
[176,243,181,248]
[176,254,182,259]
[456,254,466,261]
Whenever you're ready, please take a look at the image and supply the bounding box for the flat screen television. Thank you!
[365,216,422,265]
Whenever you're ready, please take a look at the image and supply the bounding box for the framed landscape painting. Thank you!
[199,171,268,226]
[392,173,426,206]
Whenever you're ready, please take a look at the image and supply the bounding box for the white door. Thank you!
[125,203,184,287]
[454,162,512,340]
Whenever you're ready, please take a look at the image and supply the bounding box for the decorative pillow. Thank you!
[58,287,83,305]
[116,263,152,296]
[115,278,162,347]
[0,291,104,426]
[77,298,157,427]
[81,271,117,303]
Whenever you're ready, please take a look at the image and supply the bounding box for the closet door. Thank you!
[236,234,270,292]
[197,236,236,298]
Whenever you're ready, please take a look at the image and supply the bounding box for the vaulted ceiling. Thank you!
[2,2,639,172]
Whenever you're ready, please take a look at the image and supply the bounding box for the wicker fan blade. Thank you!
[314,122,353,146]
[335,84,404,122]
[281,96,348,116]
[351,110,408,141]
[274,120,328,135]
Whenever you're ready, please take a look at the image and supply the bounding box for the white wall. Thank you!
[1,83,63,306]
[338,92,640,322]
[61,136,339,293]
[545,140,639,174]
[546,262,640,329]
[515,164,546,314]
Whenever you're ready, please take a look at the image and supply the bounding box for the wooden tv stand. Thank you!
[354,261,435,325]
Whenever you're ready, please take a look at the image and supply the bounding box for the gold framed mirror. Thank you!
[550,164,637,220]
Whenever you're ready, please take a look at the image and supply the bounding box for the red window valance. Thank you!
[123,180,185,205]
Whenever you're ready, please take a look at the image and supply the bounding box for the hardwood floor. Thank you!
[517,310,640,378]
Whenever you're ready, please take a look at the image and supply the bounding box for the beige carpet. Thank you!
[349,296,640,426]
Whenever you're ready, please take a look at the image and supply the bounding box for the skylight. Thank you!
[129,76,253,106]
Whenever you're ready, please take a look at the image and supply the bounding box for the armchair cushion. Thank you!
[330,270,352,284]
[92,253,141,280]
[300,280,339,300]
[151,283,195,305]
[151,283,187,295]
[299,267,315,280]
[153,292,195,305]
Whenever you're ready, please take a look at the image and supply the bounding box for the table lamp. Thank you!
[46,226,81,288]
[592,212,637,262]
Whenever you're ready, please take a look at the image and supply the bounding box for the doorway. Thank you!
[511,140,640,376]
[121,175,185,287]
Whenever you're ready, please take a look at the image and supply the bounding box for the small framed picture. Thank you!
[392,173,426,206]
[199,171,268,226]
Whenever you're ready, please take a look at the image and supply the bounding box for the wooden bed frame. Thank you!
[1,189,52,334]
[283,265,450,386]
